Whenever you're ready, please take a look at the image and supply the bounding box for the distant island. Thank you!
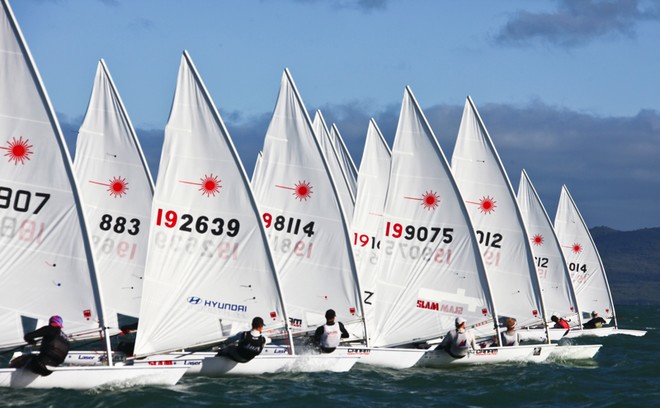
[591,226,660,306]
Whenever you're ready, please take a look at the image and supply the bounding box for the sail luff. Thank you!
[98,58,155,193]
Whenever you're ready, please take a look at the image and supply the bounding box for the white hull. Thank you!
[332,346,429,369]
[417,344,557,367]
[548,344,601,360]
[135,349,359,376]
[563,327,647,338]
[0,365,186,389]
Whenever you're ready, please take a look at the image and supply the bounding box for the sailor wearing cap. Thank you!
[583,311,607,329]
[216,316,270,363]
[313,309,350,353]
[438,316,477,358]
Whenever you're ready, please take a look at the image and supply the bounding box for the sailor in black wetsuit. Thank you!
[583,311,607,329]
[10,315,70,376]
[216,317,269,363]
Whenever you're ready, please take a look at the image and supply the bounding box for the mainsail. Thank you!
[451,97,546,329]
[74,59,154,328]
[0,0,105,348]
[251,70,364,339]
[554,185,615,325]
[351,118,391,342]
[134,52,289,356]
[312,111,355,219]
[517,170,580,323]
[371,88,495,347]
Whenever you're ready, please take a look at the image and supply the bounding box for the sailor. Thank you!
[10,315,71,376]
[500,318,522,347]
[583,311,607,329]
[439,316,477,358]
[216,317,270,363]
[313,309,349,353]
[551,315,571,336]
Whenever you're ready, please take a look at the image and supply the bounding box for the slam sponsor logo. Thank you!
[416,299,464,315]
[187,296,247,312]
[476,349,498,356]
[289,317,302,328]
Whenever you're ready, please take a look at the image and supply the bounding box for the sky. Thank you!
[9,0,660,230]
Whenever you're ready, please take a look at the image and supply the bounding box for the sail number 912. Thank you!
[155,208,240,237]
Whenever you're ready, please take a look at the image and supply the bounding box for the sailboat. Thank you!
[0,0,185,388]
[73,59,154,333]
[130,52,315,375]
[351,118,391,341]
[554,186,646,338]
[517,170,581,339]
[312,111,355,219]
[329,123,358,197]
[517,172,602,358]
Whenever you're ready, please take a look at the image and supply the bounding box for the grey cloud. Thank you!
[57,100,660,230]
[292,0,388,12]
[495,0,660,47]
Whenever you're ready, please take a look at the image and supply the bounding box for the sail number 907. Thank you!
[155,208,240,237]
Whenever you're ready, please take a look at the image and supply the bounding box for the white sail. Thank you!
[251,70,364,338]
[312,111,355,219]
[516,170,579,322]
[0,0,105,348]
[251,151,263,184]
[330,124,358,196]
[134,52,289,356]
[554,185,615,324]
[351,119,391,341]
[371,88,495,347]
[450,97,545,329]
[73,60,154,328]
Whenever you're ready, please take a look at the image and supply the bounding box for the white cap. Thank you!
[455,317,466,326]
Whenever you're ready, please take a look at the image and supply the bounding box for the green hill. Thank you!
[591,226,660,305]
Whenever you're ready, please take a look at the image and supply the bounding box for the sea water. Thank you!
[1,305,657,407]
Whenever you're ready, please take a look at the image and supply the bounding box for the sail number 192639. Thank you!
[155,208,240,237]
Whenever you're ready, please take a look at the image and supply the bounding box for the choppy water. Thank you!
[1,305,657,407]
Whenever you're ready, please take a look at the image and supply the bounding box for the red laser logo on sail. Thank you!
[89,176,129,198]
[179,174,222,197]
[275,180,313,201]
[404,191,440,210]
[467,195,497,214]
[532,234,544,246]
[1,136,33,165]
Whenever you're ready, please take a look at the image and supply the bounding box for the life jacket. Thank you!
[320,323,341,349]
[447,329,471,358]
[556,319,570,330]
[236,331,265,361]
[501,330,519,347]
[39,330,70,365]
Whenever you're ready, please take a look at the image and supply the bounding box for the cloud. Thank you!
[57,99,660,230]
[494,0,660,47]
[292,0,388,12]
